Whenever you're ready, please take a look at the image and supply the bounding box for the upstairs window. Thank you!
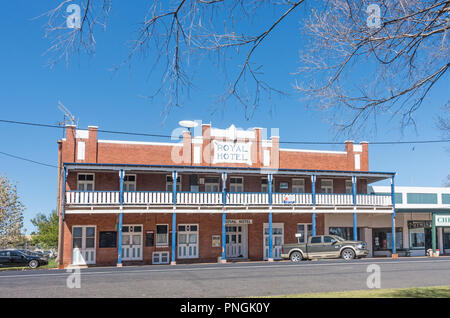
[345,180,353,194]
[124,175,136,192]
[292,179,305,193]
[204,177,220,192]
[261,178,273,193]
[229,177,243,192]
[77,174,94,191]
[320,179,333,194]
[166,175,181,191]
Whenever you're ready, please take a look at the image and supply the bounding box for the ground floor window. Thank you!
[297,224,312,243]
[373,227,403,251]
[443,228,450,252]
[329,227,361,241]
[408,221,432,250]
[156,224,169,247]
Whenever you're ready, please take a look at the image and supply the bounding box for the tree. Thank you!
[0,175,25,248]
[298,0,450,134]
[30,210,59,249]
[40,1,449,133]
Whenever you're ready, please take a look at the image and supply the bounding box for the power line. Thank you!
[0,151,58,169]
[0,118,449,145]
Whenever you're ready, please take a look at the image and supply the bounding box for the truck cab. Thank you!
[281,235,369,261]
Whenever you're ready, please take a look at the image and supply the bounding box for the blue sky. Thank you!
[0,1,448,233]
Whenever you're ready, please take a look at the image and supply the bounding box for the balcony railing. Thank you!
[124,191,173,205]
[227,192,269,205]
[177,192,222,205]
[316,193,353,205]
[66,191,120,205]
[66,191,392,207]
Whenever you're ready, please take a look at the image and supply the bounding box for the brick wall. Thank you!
[59,124,369,171]
[61,212,324,268]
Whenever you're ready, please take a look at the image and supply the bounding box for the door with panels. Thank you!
[121,225,143,261]
[225,225,248,258]
[177,224,199,259]
[263,223,284,260]
[72,226,96,265]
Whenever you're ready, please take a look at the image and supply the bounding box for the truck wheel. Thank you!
[28,260,39,269]
[341,249,355,260]
[290,251,303,262]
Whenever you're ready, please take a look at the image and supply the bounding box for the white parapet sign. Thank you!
[213,140,252,165]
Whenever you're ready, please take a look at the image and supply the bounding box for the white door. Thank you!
[178,224,199,258]
[264,223,284,260]
[121,225,143,261]
[225,225,247,258]
[72,226,96,265]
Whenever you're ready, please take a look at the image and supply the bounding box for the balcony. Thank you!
[65,191,392,207]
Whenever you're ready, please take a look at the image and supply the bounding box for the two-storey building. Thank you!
[57,122,396,268]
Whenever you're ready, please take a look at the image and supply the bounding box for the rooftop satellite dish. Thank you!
[179,120,198,129]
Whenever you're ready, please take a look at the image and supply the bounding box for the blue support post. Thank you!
[171,171,177,264]
[62,166,67,220]
[117,169,124,266]
[311,175,316,236]
[221,172,227,262]
[268,174,273,260]
[391,176,396,255]
[352,176,358,241]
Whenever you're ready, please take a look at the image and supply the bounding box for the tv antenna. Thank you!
[57,101,77,138]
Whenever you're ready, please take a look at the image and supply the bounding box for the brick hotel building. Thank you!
[57,122,398,268]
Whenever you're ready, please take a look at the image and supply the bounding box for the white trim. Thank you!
[76,129,89,139]
[280,148,347,155]
[192,137,203,144]
[353,144,363,152]
[77,141,86,160]
[98,140,182,147]
[210,125,255,139]
[354,154,361,170]
[65,208,395,214]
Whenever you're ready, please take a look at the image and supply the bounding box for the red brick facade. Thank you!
[57,123,372,268]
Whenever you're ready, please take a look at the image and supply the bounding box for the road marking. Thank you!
[1,259,450,280]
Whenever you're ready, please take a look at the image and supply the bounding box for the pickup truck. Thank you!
[281,235,369,261]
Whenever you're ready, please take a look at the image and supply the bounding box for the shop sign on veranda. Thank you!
[435,215,450,226]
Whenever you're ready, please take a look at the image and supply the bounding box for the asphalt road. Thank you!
[1,257,450,297]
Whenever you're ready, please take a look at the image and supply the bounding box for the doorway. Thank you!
[72,226,96,265]
[178,224,199,258]
[121,225,143,261]
[263,223,284,260]
[225,225,248,259]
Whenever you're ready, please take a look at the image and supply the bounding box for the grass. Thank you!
[268,286,450,298]
[0,258,58,271]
